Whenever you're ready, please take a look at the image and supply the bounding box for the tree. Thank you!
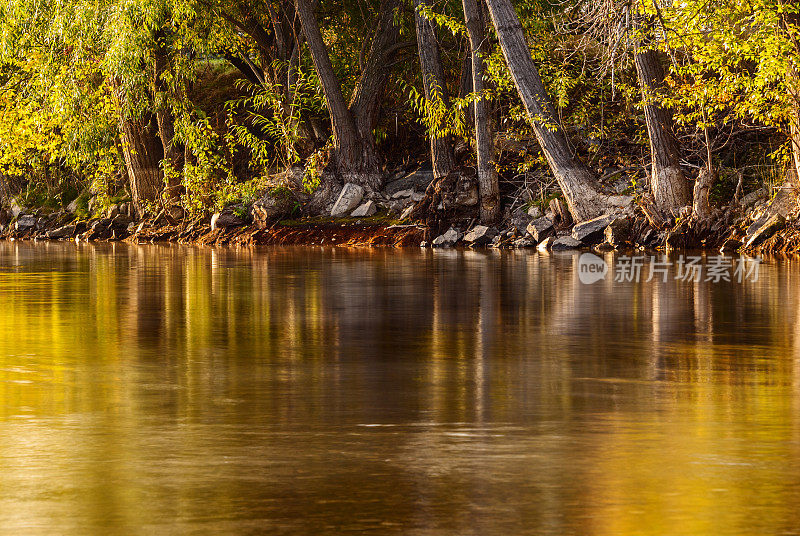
[633,12,691,215]
[483,0,626,221]
[462,0,499,222]
[295,0,400,191]
[413,0,456,179]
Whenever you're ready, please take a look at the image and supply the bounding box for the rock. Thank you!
[10,200,24,218]
[384,165,435,195]
[744,214,785,248]
[87,196,99,214]
[411,192,426,202]
[537,236,554,251]
[330,183,364,217]
[513,237,535,248]
[489,235,503,248]
[463,225,498,246]
[385,198,413,214]
[110,215,132,232]
[551,236,582,250]
[106,205,120,219]
[91,218,112,232]
[720,238,743,253]
[66,198,80,213]
[46,224,76,239]
[605,217,632,247]
[399,204,415,220]
[527,205,542,218]
[526,217,554,242]
[351,200,377,218]
[252,188,298,228]
[391,189,414,199]
[14,214,36,232]
[432,228,461,248]
[211,210,245,231]
[510,208,532,234]
[740,188,767,208]
[572,214,616,243]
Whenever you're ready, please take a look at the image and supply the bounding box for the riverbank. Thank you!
[1,169,797,254]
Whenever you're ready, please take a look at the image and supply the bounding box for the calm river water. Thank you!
[0,242,799,535]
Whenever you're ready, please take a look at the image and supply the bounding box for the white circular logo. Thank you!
[578,253,608,284]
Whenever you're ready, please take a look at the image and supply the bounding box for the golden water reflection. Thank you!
[0,242,799,535]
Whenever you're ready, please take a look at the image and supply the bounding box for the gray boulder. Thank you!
[719,238,743,253]
[604,217,633,247]
[399,204,415,220]
[551,236,582,250]
[510,208,532,234]
[252,189,298,228]
[527,205,542,218]
[391,189,414,199]
[463,225,498,246]
[526,217,554,242]
[66,198,81,214]
[351,200,377,218]
[572,214,616,243]
[432,228,461,248]
[46,224,76,239]
[10,201,24,218]
[331,183,364,217]
[385,166,435,195]
[744,214,785,249]
[106,205,120,219]
[211,210,245,231]
[537,236,554,251]
[15,215,36,232]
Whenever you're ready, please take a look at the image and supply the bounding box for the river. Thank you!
[0,242,798,535]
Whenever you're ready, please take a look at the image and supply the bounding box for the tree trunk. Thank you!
[348,0,400,176]
[414,0,456,179]
[463,0,499,223]
[484,0,620,221]
[120,112,164,217]
[295,0,382,189]
[634,28,691,215]
[153,37,183,190]
[788,34,800,186]
[791,107,800,187]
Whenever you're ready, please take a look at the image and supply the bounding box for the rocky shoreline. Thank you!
[0,166,797,255]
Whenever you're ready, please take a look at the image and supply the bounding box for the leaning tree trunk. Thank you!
[634,27,691,215]
[484,0,620,221]
[120,112,165,218]
[295,0,382,189]
[413,0,456,179]
[463,0,499,223]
